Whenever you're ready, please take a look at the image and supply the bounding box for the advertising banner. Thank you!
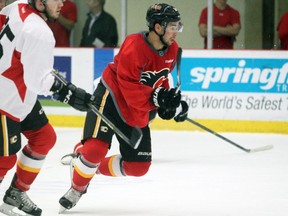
[48,48,288,124]
[172,50,288,121]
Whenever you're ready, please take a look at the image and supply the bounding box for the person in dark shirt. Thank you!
[80,0,118,48]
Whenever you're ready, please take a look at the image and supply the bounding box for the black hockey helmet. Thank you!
[146,3,181,30]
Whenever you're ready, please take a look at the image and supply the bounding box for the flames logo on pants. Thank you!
[140,68,169,88]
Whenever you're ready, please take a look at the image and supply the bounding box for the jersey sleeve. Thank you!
[231,8,241,25]
[19,18,55,96]
[198,8,207,25]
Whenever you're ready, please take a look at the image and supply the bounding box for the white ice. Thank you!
[1,127,288,216]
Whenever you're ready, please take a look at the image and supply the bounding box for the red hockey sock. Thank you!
[14,123,56,191]
[14,146,45,191]
[98,155,151,177]
[0,155,17,180]
[72,138,109,192]
[98,155,125,177]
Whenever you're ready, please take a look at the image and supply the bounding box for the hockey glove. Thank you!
[157,108,176,120]
[51,79,93,112]
[174,101,189,122]
[151,87,181,110]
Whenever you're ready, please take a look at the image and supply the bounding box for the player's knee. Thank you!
[22,123,56,155]
[123,161,151,177]
[81,138,109,164]
[41,123,57,151]
[73,142,84,154]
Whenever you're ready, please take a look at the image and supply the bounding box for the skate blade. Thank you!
[70,162,73,183]
[58,205,67,214]
[69,157,77,183]
[0,203,27,216]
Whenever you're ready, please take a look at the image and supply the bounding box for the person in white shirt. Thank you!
[0,0,93,215]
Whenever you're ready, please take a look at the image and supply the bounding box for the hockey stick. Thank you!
[175,47,182,94]
[186,118,273,153]
[88,103,143,149]
[173,49,273,153]
[51,70,143,149]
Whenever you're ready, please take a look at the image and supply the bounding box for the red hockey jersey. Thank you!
[102,32,179,128]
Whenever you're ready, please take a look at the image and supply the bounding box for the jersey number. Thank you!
[0,17,15,59]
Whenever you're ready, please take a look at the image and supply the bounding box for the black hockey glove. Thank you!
[51,79,94,112]
[151,87,181,110]
[157,108,176,120]
[174,101,189,122]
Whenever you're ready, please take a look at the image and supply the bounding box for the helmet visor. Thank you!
[165,21,184,33]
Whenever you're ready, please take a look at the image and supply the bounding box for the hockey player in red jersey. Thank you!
[58,3,189,213]
[0,0,93,215]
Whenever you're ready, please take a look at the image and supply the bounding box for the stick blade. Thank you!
[248,145,274,153]
[130,126,143,149]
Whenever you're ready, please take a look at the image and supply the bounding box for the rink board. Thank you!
[45,48,288,133]
[46,114,288,134]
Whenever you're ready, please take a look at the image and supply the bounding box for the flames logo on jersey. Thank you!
[140,68,170,88]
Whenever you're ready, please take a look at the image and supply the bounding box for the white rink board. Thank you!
[183,91,288,121]
[50,48,288,123]
[53,48,94,94]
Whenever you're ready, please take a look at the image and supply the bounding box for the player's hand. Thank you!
[151,87,181,110]
[61,83,94,111]
[174,101,188,122]
[53,82,94,112]
[157,108,176,120]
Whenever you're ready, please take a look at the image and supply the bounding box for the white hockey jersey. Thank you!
[0,0,55,122]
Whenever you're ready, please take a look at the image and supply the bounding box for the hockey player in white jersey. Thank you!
[0,0,94,215]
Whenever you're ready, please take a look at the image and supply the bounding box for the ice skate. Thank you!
[58,187,86,214]
[61,153,79,181]
[0,186,42,216]
[60,153,77,165]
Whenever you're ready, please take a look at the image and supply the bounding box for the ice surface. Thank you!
[1,128,287,216]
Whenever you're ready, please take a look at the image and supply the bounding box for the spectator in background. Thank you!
[198,0,241,49]
[0,0,7,11]
[48,0,77,47]
[80,0,118,48]
[277,11,288,50]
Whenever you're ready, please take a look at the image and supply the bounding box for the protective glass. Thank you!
[165,21,184,33]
